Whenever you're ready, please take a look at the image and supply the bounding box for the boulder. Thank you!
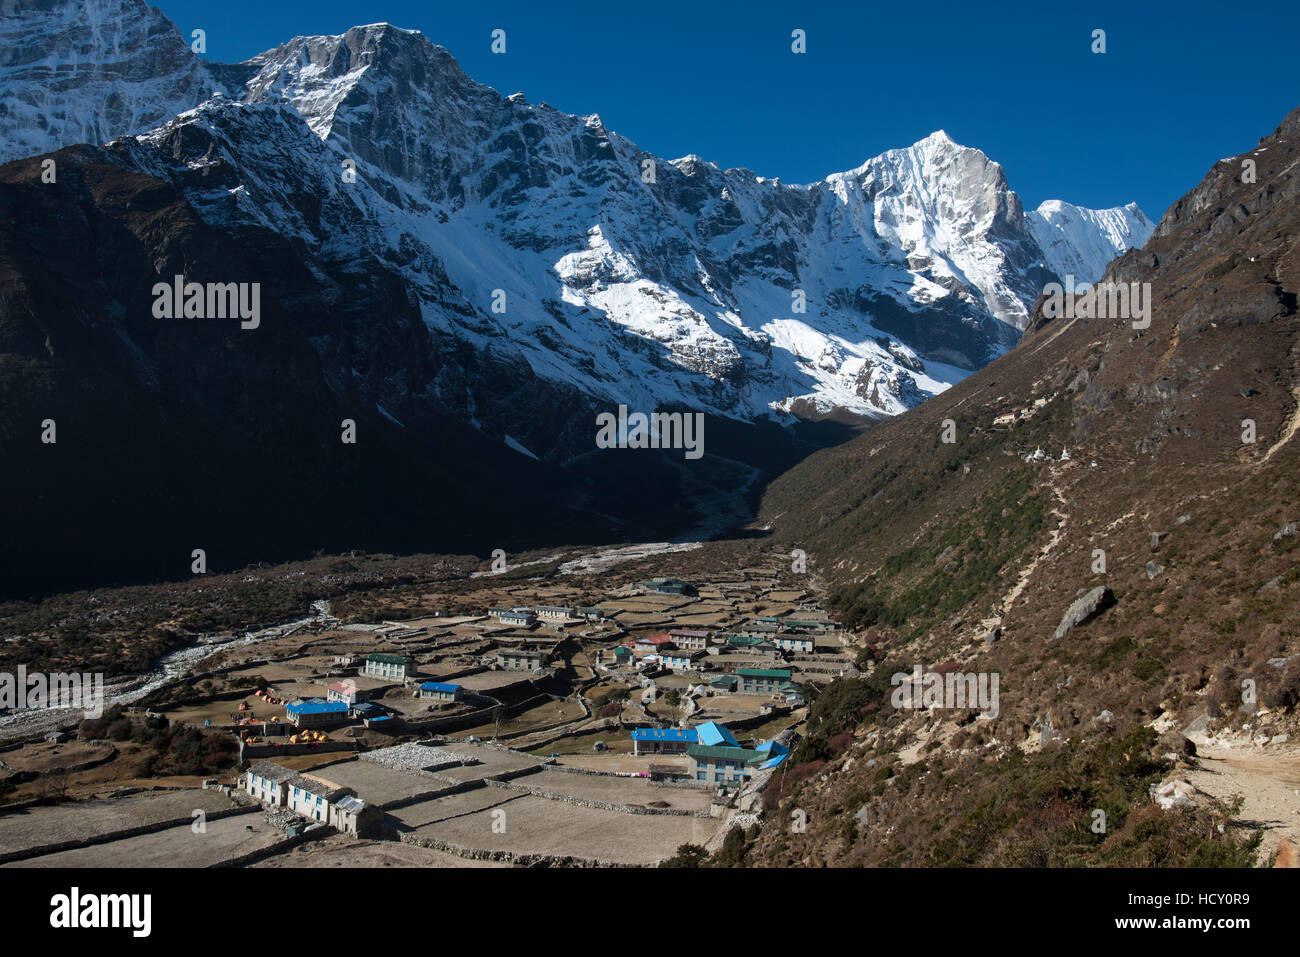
[1182,713,1210,738]
[1158,732,1197,757]
[1053,586,1116,638]
[1151,776,1201,810]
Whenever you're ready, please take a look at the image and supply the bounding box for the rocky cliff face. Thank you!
[0,0,216,163]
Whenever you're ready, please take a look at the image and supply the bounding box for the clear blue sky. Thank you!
[160,0,1299,221]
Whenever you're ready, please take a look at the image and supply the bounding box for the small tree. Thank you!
[659,843,708,868]
[43,769,71,804]
[662,688,682,723]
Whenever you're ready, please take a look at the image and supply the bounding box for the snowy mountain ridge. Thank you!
[1026,199,1156,286]
[0,1,1156,457]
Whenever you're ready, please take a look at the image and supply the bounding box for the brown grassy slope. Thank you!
[744,106,1300,866]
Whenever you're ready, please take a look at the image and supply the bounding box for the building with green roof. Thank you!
[737,668,793,694]
[362,653,416,680]
[686,743,766,784]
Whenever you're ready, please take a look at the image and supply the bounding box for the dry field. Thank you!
[425,744,543,782]
[390,787,521,828]
[8,811,276,867]
[531,729,634,756]
[252,833,510,868]
[511,768,712,812]
[405,794,716,864]
[1,741,114,774]
[0,788,241,857]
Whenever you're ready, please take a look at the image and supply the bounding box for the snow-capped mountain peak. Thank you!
[1026,199,1156,284]
[0,0,1157,456]
[0,0,217,164]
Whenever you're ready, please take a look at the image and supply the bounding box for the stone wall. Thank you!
[0,801,260,865]
[395,830,638,868]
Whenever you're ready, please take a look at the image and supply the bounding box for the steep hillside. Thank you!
[0,147,748,595]
[745,105,1300,867]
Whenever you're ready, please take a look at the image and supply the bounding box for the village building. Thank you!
[362,653,416,680]
[773,634,815,654]
[687,744,765,784]
[668,629,710,650]
[284,698,351,729]
[576,606,605,621]
[737,668,793,694]
[498,647,544,671]
[776,683,806,706]
[330,794,382,837]
[639,577,694,595]
[685,721,764,784]
[326,680,364,707]
[534,605,576,621]
[285,774,350,824]
[418,681,462,702]
[709,674,738,693]
[695,721,739,747]
[725,635,782,658]
[662,650,705,672]
[631,727,698,755]
[244,762,292,806]
[242,762,381,837]
[489,607,537,627]
[634,634,676,649]
[755,738,792,770]
[782,618,835,634]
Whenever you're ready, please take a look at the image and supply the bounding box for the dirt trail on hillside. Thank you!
[979,470,1070,634]
[1184,742,1300,863]
[1261,384,1300,464]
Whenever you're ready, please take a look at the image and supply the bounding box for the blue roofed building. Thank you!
[630,727,699,756]
[755,738,790,769]
[418,681,462,702]
[694,720,740,749]
[681,720,772,784]
[284,697,350,729]
[686,743,766,784]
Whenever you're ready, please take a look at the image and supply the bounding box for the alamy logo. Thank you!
[890,665,999,718]
[595,404,704,460]
[152,275,261,329]
[0,666,104,718]
[50,887,151,937]
[1042,274,1152,329]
